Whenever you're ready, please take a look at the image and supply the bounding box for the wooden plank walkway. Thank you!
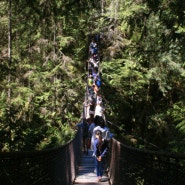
[73,150,110,185]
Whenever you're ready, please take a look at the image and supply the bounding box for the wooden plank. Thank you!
[73,150,110,185]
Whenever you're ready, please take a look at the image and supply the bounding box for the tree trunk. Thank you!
[8,0,12,106]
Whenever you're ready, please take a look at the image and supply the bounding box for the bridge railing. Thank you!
[108,138,185,185]
[0,129,82,185]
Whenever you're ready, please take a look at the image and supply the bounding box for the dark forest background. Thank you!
[0,0,185,153]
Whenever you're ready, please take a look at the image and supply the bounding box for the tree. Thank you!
[0,0,95,151]
[95,0,185,152]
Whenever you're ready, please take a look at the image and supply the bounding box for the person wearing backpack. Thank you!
[94,130,108,182]
[95,75,101,88]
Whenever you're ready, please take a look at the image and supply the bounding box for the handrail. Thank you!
[0,128,82,185]
[108,138,185,185]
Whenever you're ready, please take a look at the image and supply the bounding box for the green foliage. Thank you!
[168,102,185,135]
[166,101,185,152]
[0,0,90,152]
[97,0,185,153]
[37,123,76,150]
[1,0,185,154]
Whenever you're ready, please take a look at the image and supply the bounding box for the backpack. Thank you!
[102,129,111,141]
[95,79,101,88]
[95,136,109,157]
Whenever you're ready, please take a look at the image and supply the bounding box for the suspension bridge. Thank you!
[0,37,185,185]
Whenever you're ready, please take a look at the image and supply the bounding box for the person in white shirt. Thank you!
[96,93,102,105]
[94,102,104,117]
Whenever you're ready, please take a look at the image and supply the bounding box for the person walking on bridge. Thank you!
[94,130,108,182]
[76,118,89,155]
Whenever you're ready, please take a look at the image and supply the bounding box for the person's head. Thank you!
[94,115,100,126]
[99,117,105,128]
[90,114,94,120]
[93,67,98,73]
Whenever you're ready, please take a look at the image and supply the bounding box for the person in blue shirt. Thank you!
[93,130,108,182]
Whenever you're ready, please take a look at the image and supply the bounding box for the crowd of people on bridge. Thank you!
[77,35,113,182]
